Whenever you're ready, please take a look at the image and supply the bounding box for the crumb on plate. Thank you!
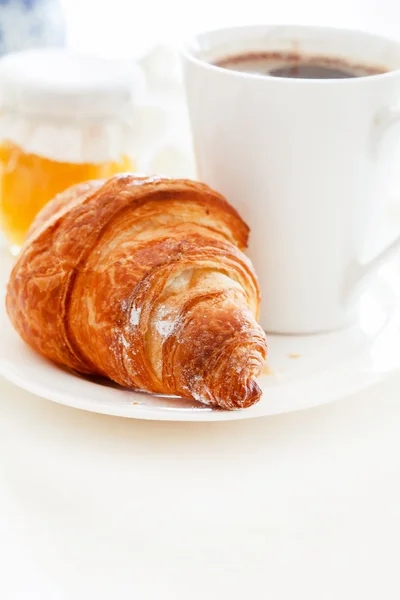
[262,363,275,375]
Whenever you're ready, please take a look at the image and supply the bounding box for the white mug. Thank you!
[182,25,400,333]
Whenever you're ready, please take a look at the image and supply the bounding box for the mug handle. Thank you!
[348,106,400,290]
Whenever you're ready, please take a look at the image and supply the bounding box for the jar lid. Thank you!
[0,48,144,119]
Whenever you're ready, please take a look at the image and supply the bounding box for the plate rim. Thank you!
[1,268,400,422]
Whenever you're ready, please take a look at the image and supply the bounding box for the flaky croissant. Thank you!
[6,174,267,410]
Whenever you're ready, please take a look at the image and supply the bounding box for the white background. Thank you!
[61,0,400,58]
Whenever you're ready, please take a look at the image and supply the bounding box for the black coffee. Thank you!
[269,64,356,79]
[214,52,387,79]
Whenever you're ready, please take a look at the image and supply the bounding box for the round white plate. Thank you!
[2,248,400,421]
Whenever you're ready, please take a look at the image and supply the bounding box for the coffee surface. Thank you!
[215,52,387,79]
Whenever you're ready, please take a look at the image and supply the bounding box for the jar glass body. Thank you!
[0,112,135,251]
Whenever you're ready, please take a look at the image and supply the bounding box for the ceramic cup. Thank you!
[182,25,400,333]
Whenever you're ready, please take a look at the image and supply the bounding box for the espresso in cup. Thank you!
[215,52,387,79]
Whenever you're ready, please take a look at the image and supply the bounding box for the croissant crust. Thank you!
[7,174,267,410]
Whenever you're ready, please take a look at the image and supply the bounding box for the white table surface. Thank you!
[1,317,400,599]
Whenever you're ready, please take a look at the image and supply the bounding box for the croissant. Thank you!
[6,174,267,410]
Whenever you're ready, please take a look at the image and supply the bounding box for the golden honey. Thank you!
[0,141,134,249]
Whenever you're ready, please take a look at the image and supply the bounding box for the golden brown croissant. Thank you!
[6,174,267,410]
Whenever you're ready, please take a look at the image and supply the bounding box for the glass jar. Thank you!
[0,49,143,253]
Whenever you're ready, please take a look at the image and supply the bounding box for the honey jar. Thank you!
[0,49,144,253]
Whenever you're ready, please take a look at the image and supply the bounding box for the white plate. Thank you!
[2,247,400,421]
